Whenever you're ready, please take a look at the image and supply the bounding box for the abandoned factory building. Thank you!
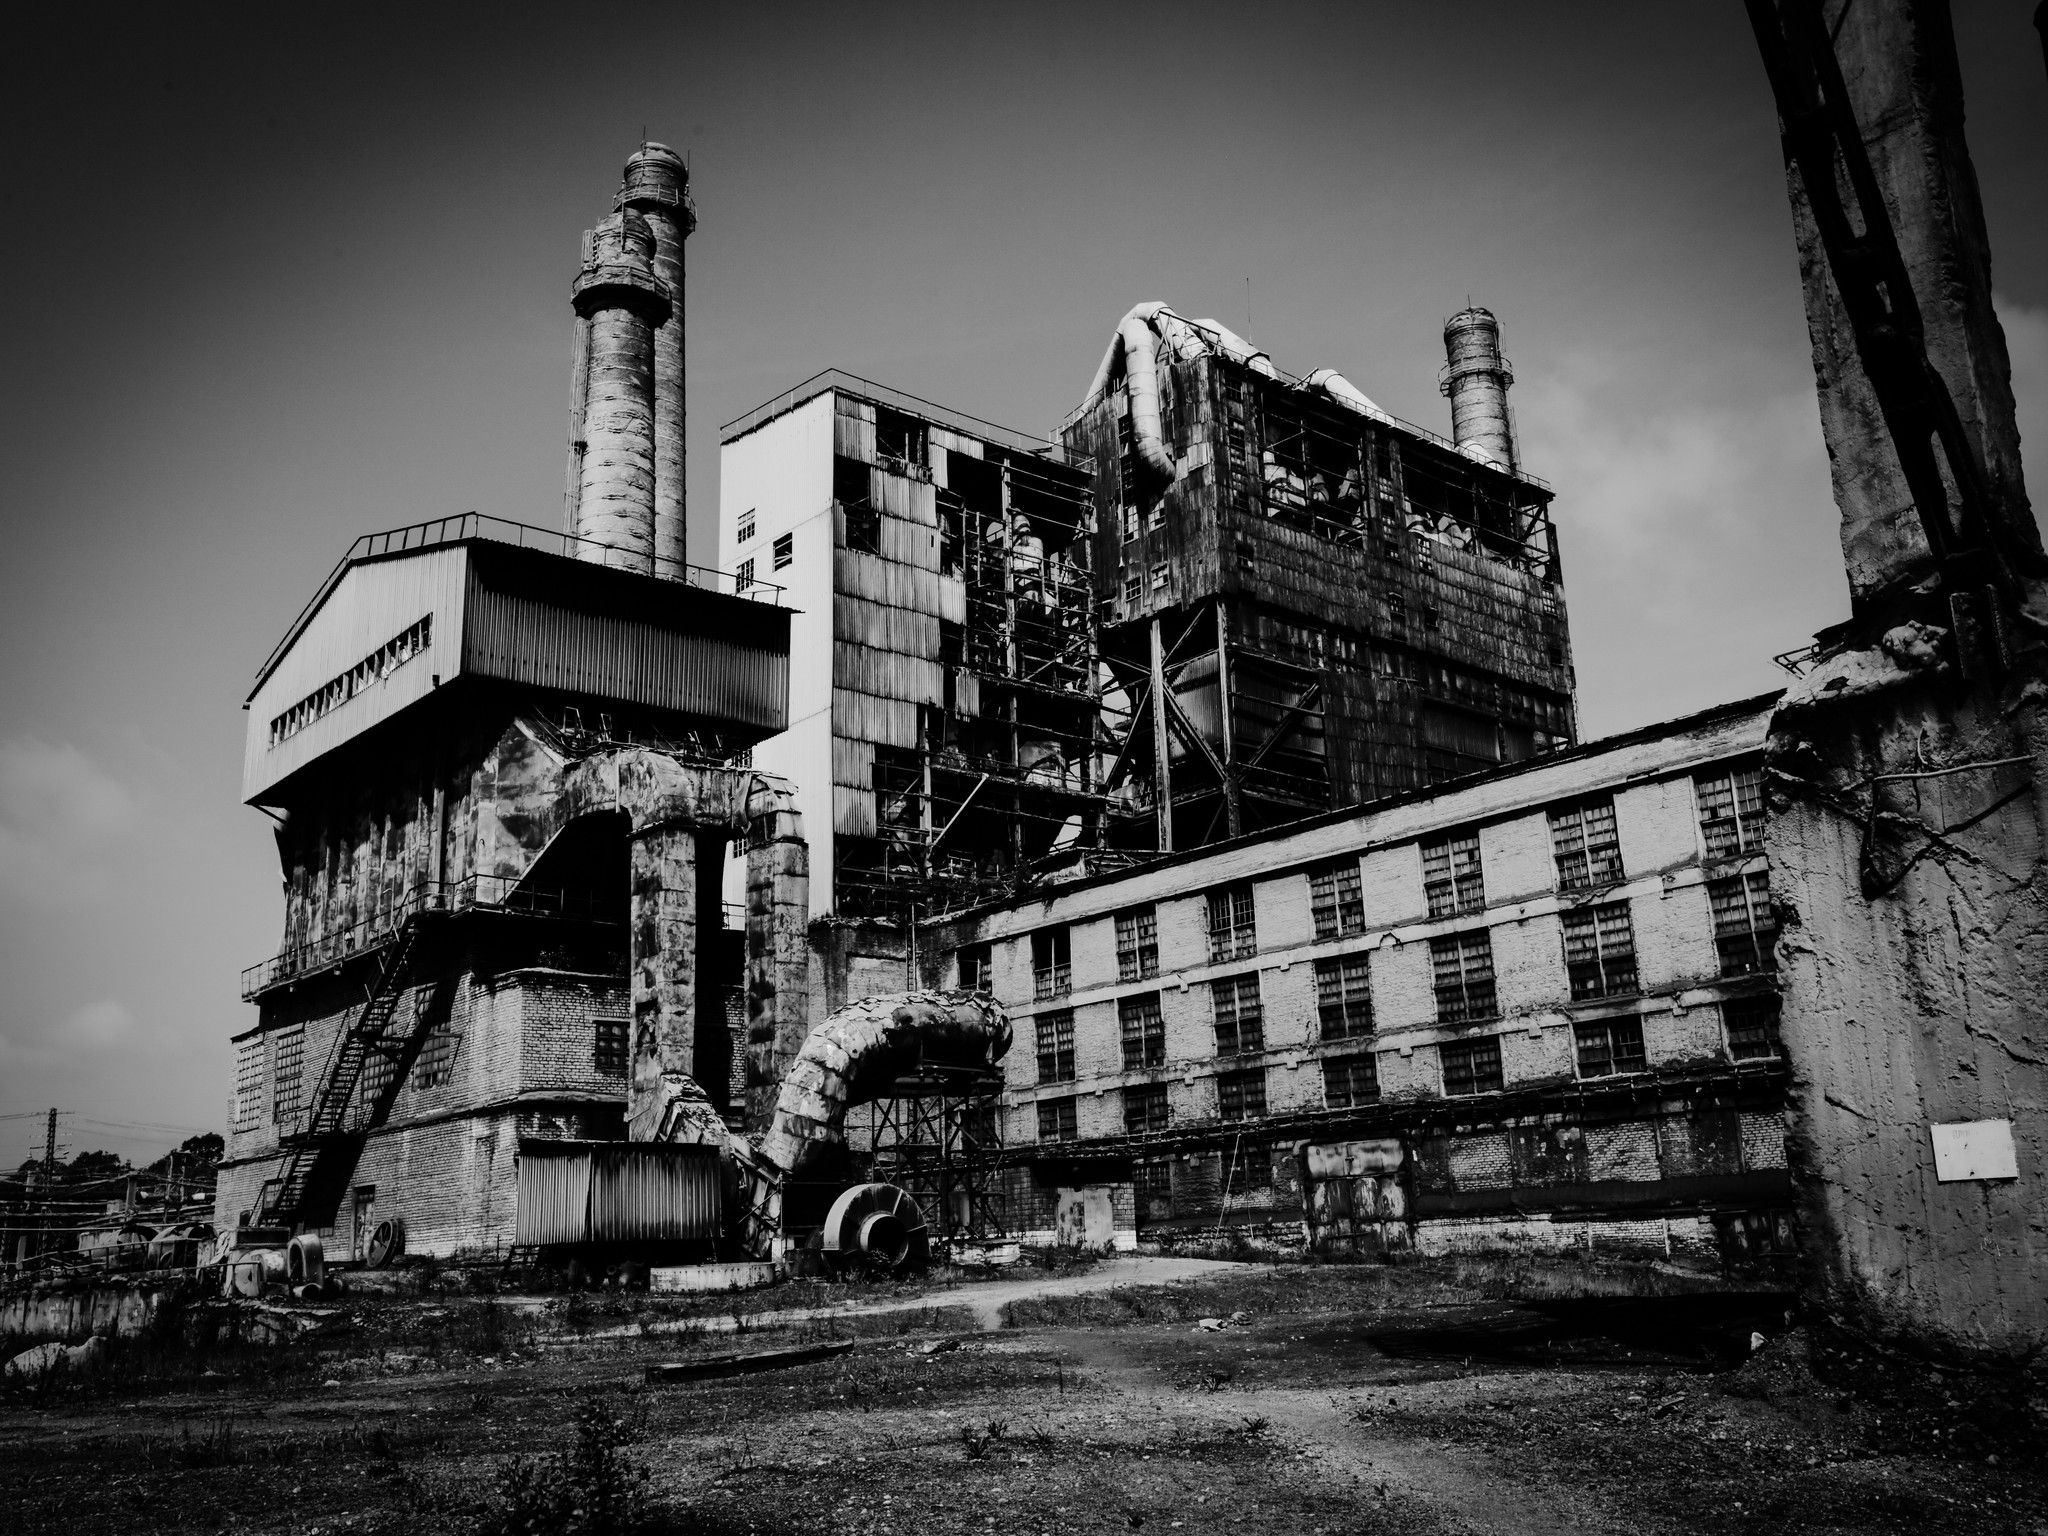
[218,144,1793,1270]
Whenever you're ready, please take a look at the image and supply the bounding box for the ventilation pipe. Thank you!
[616,143,696,580]
[1440,307,1517,471]
[568,209,672,573]
[1303,367,1395,426]
[1082,305,1278,498]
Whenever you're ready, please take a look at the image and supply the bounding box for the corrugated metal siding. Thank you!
[465,589,788,730]
[588,1144,722,1241]
[515,1143,594,1245]
[515,1141,723,1243]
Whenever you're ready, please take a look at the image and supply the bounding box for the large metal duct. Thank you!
[758,992,1011,1184]
[1082,304,1280,498]
[1303,367,1395,426]
[1440,306,1517,471]
[570,209,671,572]
[616,143,696,581]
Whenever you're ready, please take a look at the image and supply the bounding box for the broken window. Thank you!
[1386,591,1407,630]
[234,1039,263,1131]
[1697,765,1766,861]
[1225,1145,1272,1195]
[1119,502,1139,543]
[1151,562,1169,591]
[736,507,756,544]
[1120,993,1166,1070]
[594,1017,629,1077]
[1036,1010,1076,1084]
[1123,1082,1171,1134]
[1723,994,1783,1060]
[1421,828,1485,918]
[1217,1068,1268,1122]
[1031,927,1071,1000]
[834,452,876,550]
[1114,904,1159,982]
[272,1026,304,1123]
[412,1020,459,1090]
[1036,1098,1078,1142]
[1440,1036,1504,1096]
[772,531,794,570]
[1430,930,1497,1023]
[1322,1053,1380,1108]
[1134,1159,1174,1220]
[1308,858,1365,940]
[1550,798,1622,890]
[956,942,991,994]
[1710,872,1777,975]
[1573,1016,1647,1078]
[1122,570,1140,607]
[1211,974,1264,1056]
[1315,953,1373,1042]
[873,405,926,471]
[1562,901,1639,1000]
[1207,882,1257,963]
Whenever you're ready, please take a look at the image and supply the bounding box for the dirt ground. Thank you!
[4,1257,2043,1535]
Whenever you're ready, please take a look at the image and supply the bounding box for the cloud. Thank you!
[60,999,135,1049]
[0,738,141,906]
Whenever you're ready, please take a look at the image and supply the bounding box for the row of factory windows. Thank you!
[1029,994,1784,1144]
[233,1014,632,1134]
[962,765,1769,1007]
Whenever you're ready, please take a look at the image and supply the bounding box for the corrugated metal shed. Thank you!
[514,1140,723,1245]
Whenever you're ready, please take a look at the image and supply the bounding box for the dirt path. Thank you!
[560,1255,1260,1340]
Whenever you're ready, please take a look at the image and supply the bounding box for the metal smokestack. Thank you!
[616,143,696,580]
[568,208,671,572]
[1440,307,1517,471]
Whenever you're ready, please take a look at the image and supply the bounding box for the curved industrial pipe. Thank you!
[1083,303,1178,485]
[1303,367,1395,426]
[759,991,1011,1182]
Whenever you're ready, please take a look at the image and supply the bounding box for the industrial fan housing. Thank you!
[820,1182,928,1274]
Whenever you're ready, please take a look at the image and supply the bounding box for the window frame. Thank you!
[272,1026,305,1124]
[593,1016,630,1077]
[1561,900,1640,1001]
[1549,797,1623,891]
[1122,1082,1171,1134]
[1710,871,1777,976]
[1421,827,1486,918]
[1308,857,1366,940]
[1722,994,1783,1060]
[1036,1097,1078,1142]
[1206,882,1258,963]
[1216,1067,1268,1122]
[1314,952,1374,1042]
[1429,929,1498,1024]
[1031,926,1072,1000]
[1440,1035,1505,1096]
[1114,904,1159,982]
[1321,1052,1381,1109]
[1119,992,1166,1070]
[771,531,794,570]
[1035,1009,1076,1085]
[1572,1015,1647,1079]
[1695,763,1766,861]
[1210,973,1265,1057]
[956,942,992,994]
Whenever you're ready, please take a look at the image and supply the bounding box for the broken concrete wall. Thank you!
[1763,0,2048,1358]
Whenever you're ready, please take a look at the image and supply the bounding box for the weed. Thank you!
[1029,1424,1058,1457]
[177,1416,239,1468]
[959,1424,994,1461]
[985,1417,1009,1444]
[1240,1415,1270,1436]
[484,1393,650,1536]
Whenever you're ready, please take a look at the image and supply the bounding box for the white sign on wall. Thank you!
[1929,1119,2020,1183]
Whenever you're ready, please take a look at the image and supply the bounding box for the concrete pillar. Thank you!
[617,143,696,582]
[571,210,671,575]
[743,776,811,1129]
[626,824,695,1141]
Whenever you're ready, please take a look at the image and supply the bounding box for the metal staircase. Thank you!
[257,912,442,1229]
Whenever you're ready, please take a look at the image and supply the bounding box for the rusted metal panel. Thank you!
[515,1140,722,1244]
[587,1143,722,1241]
[514,1141,594,1245]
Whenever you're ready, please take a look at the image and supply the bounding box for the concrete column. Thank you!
[743,777,811,1129]
[627,824,695,1141]
[617,144,696,581]
[571,210,671,575]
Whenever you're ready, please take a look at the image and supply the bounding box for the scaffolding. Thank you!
[852,1066,1008,1242]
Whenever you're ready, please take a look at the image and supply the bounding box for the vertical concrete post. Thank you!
[743,776,811,1129]
[617,144,696,581]
[570,210,671,575]
[626,824,695,1141]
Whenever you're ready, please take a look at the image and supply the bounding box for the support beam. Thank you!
[1149,617,1173,852]
[1214,602,1242,838]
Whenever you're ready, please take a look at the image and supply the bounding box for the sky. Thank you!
[2,2,2044,1166]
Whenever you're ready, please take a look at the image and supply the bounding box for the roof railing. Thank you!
[256,512,785,688]
[720,367,1083,465]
